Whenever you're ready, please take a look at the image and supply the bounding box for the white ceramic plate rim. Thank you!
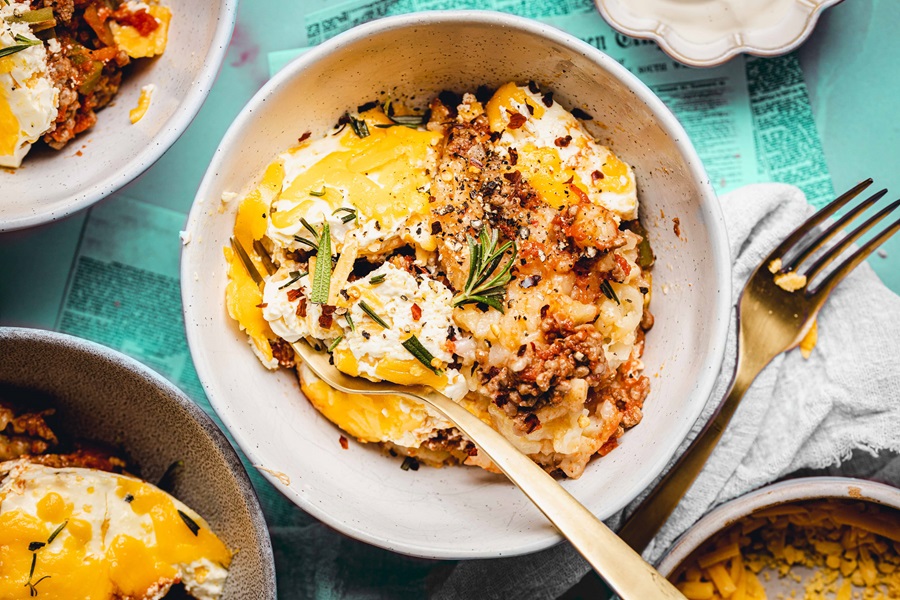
[595,0,844,68]
[0,0,239,232]
[657,476,900,575]
[183,10,732,558]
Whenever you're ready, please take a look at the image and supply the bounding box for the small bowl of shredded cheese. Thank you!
[658,477,900,600]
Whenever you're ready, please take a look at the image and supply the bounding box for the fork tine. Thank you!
[811,213,900,299]
[804,198,900,283]
[766,178,874,265]
[784,188,887,271]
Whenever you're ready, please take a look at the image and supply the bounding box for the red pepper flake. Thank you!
[673,217,681,238]
[615,253,632,277]
[503,171,522,184]
[598,436,618,456]
[467,445,479,457]
[255,302,268,308]
[541,92,554,107]
[411,303,422,321]
[508,148,518,166]
[339,435,349,450]
[286,289,304,301]
[540,304,550,319]
[554,135,572,148]
[568,183,590,204]
[591,170,605,181]
[523,413,542,434]
[571,107,593,121]
[298,131,311,143]
[295,298,307,318]
[318,304,336,328]
[525,102,535,116]
[112,7,159,36]
[507,113,527,129]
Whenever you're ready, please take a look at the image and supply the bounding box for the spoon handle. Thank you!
[417,389,686,600]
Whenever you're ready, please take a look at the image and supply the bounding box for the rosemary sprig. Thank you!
[328,335,343,352]
[178,510,201,536]
[358,300,389,328]
[401,335,442,374]
[293,217,322,251]
[599,280,620,304]
[310,223,332,304]
[451,226,517,313]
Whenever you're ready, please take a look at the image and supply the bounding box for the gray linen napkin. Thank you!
[428,183,900,599]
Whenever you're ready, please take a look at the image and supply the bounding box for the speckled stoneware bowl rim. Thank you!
[656,476,900,576]
[184,10,731,559]
[0,0,239,232]
[595,0,844,68]
[0,326,277,595]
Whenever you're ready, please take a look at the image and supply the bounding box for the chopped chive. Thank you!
[401,335,442,374]
[278,270,307,289]
[390,114,426,126]
[369,274,386,284]
[349,115,369,138]
[333,207,358,224]
[344,313,355,332]
[310,223,331,304]
[178,510,201,536]
[328,336,343,352]
[28,542,45,552]
[400,456,419,471]
[358,300,389,328]
[124,494,134,503]
[599,280,620,304]
[47,520,68,545]
[309,188,326,197]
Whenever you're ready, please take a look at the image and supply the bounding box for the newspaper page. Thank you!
[302,0,833,203]
[54,195,301,523]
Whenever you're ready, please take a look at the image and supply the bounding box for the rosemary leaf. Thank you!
[0,43,38,59]
[278,270,307,290]
[369,274,386,284]
[328,336,343,352]
[349,116,370,138]
[401,335,442,374]
[293,236,319,251]
[178,510,201,536]
[309,188,326,197]
[47,520,68,545]
[310,223,331,304]
[344,313,355,332]
[451,226,517,313]
[599,280,620,304]
[358,300,389,328]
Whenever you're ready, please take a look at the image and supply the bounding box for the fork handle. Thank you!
[417,389,686,600]
[615,329,771,553]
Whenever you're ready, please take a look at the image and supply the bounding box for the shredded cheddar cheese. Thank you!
[670,500,900,600]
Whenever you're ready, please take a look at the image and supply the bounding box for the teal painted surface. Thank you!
[799,0,900,291]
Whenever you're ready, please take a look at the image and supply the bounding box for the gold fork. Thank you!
[288,339,686,600]
[229,237,686,599]
[616,179,900,553]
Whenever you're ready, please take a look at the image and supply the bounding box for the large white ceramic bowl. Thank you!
[0,0,238,232]
[657,477,900,591]
[181,11,731,559]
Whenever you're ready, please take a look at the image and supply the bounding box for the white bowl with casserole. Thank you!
[0,0,237,231]
[181,11,731,558]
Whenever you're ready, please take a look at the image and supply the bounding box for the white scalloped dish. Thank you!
[595,0,843,68]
